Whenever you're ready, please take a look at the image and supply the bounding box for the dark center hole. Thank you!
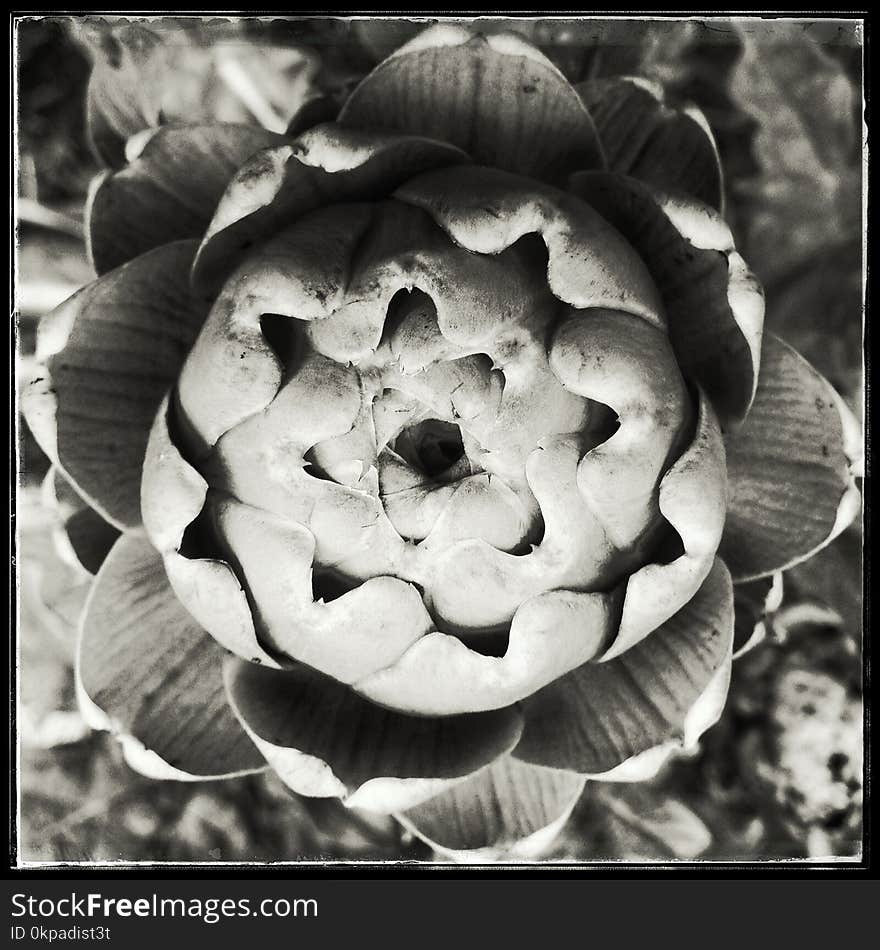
[391,418,466,478]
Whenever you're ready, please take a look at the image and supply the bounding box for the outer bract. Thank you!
[22,24,861,861]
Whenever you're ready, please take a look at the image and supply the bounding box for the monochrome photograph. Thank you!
[13,13,865,866]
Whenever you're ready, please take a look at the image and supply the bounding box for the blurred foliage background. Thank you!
[14,15,864,864]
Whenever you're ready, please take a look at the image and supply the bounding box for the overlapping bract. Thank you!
[22,23,860,860]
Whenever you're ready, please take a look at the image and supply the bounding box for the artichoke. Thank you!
[21,22,861,860]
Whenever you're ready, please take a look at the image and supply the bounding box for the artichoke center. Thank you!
[391,418,466,478]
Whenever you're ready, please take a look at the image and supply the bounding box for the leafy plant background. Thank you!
[14,15,864,863]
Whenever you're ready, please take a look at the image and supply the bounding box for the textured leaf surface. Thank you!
[720,333,861,581]
[339,24,604,182]
[88,123,285,274]
[578,76,722,209]
[514,557,734,776]
[224,659,524,813]
[77,533,266,778]
[399,755,586,860]
[22,241,210,528]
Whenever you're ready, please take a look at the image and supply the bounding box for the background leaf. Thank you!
[729,22,862,281]
[71,16,320,164]
[593,787,713,860]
